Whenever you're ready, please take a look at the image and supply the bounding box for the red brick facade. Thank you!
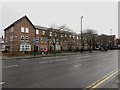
[4,16,35,55]
[4,15,116,56]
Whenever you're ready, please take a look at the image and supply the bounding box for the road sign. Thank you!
[33,38,36,45]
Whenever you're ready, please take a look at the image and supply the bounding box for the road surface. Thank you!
[2,50,118,88]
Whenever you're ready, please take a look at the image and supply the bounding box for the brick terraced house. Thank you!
[4,16,36,55]
[4,16,82,56]
[4,15,116,56]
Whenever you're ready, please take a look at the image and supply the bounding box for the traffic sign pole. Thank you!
[33,38,36,57]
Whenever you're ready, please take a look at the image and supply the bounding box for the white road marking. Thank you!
[54,59,68,62]
[83,56,90,58]
[39,58,69,64]
[73,64,81,67]
[60,59,68,61]
[21,59,28,61]
[76,57,82,59]
[54,60,61,61]
[0,82,5,85]
[49,60,56,62]
[76,54,108,61]
[39,52,111,64]
[3,65,19,68]
[49,59,68,62]
[76,55,91,59]
[39,61,47,63]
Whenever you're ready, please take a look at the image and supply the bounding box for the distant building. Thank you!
[95,34,116,50]
[0,36,5,51]
[0,36,10,53]
[116,38,120,48]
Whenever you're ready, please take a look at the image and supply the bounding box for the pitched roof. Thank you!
[4,15,36,31]
[34,25,50,31]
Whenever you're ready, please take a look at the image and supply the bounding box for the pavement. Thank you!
[98,74,118,88]
[2,51,99,60]
[1,50,119,89]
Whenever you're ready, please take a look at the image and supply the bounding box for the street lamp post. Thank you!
[80,16,83,52]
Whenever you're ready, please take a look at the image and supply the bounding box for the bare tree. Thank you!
[60,27,76,52]
[48,25,69,54]
[99,34,109,51]
[83,29,97,52]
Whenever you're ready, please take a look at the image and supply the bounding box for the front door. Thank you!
[36,46,39,52]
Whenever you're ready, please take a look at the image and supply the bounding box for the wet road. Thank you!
[2,50,118,88]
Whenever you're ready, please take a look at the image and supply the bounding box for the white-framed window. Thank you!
[73,36,75,38]
[15,35,17,38]
[55,33,57,37]
[44,37,47,43]
[64,40,67,44]
[20,45,31,51]
[49,39,52,44]
[79,37,81,39]
[61,34,63,37]
[40,37,47,43]
[10,35,13,41]
[42,31,45,35]
[25,36,29,42]
[21,35,24,41]
[36,37,39,42]
[82,37,84,40]
[77,36,78,39]
[40,37,44,43]
[21,27,24,32]
[61,41,63,44]
[26,28,29,33]
[49,32,52,36]
[40,45,47,51]
[11,27,14,32]
[65,34,67,37]
[36,30,39,34]
[56,39,59,44]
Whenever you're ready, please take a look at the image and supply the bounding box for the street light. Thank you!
[80,16,83,52]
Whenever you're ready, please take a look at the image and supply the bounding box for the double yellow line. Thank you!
[84,68,119,90]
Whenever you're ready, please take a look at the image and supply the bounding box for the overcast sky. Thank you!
[2,2,118,37]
